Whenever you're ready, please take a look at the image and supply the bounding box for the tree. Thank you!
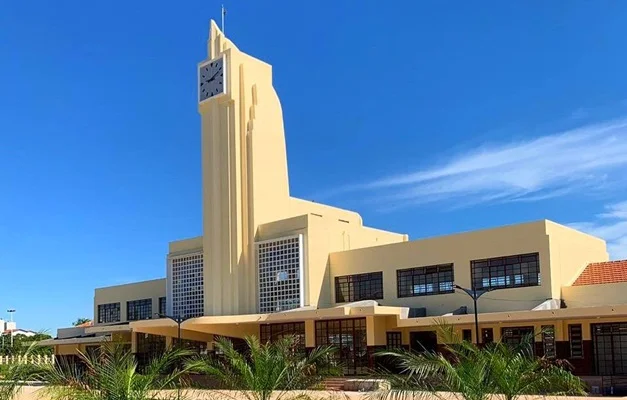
[0,332,53,356]
[187,335,339,400]
[377,325,586,400]
[72,318,92,326]
[41,343,194,400]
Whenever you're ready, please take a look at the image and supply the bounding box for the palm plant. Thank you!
[41,343,194,400]
[0,352,40,400]
[377,325,586,400]
[186,335,340,400]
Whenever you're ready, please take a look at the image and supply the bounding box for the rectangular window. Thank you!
[127,298,152,321]
[387,332,402,349]
[316,318,367,375]
[335,272,383,303]
[569,324,584,358]
[159,297,167,316]
[169,252,204,318]
[542,325,556,358]
[397,264,454,298]
[462,329,472,342]
[502,327,535,353]
[482,328,494,344]
[259,322,305,350]
[97,303,120,324]
[471,253,540,290]
[593,323,627,375]
[257,235,303,313]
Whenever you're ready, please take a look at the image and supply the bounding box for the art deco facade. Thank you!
[43,21,627,393]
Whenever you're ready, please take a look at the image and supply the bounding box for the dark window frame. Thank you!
[315,318,368,375]
[592,322,627,375]
[335,272,383,303]
[127,298,152,321]
[397,264,454,298]
[542,325,556,358]
[462,329,473,342]
[260,322,306,351]
[97,302,120,324]
[569,324,584,359]
[158,297,167,316]
[471,253,540,291]
[386,332,402,349]
[482,328,494,344]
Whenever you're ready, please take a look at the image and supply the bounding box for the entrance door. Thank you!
[410,331,438,352]
[593,323,627,376]
[315,318,368,375]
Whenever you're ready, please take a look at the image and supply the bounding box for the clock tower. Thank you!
[198,21,291,315]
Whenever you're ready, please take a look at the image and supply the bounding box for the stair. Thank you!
[322,377,349,391]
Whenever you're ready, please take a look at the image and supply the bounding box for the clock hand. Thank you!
[207,68,222,83]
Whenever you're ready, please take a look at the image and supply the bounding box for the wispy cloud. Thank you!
[327,118,627,209]
[570,202,627,260]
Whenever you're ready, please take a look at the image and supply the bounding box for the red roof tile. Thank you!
[573,260,627,286]
[76,321,93,327]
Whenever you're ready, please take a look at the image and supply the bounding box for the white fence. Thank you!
[0,354,55,365]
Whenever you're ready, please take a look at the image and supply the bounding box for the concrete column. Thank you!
[305,320,315,347]
[131,332,138,353]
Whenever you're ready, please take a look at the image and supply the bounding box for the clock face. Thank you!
[199,57,225,102]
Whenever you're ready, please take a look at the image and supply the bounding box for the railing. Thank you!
[0,354,55,365]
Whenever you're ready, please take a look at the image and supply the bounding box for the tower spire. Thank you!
[221,5,226,34]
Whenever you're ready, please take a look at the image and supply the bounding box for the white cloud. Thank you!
[570,202,627,260]
[331,118,627,209]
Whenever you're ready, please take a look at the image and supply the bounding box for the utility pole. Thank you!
[7,309,15,348]
[454,286,494,345]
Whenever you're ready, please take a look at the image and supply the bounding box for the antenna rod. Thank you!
[221,5,226,34]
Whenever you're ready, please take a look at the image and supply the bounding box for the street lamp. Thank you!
[453,285,493,345]
[7,309,16,348]
[155,313,191,400]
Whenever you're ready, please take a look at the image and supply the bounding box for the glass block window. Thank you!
[569,324,583,358]
[542,325,556,358]
[127,298,152,321]
[397,264,454,297]
[256,235,304,313]
[97,303,120,324]
[158,297,167,317]
[335,272,383,303]
[387,332,402,349]
[170,252,204,318]
[471,253,540,290]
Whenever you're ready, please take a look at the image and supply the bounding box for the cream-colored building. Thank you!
[43,20,627,392]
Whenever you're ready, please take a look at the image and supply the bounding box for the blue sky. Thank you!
[2,1,627,332]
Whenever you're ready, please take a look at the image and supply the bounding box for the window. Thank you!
[397,264,454,298]
[158,297,167,316]
[387,332,402,349]
[260,322,305,349]
[316,318,367,375]
[593,323,627,375]
[502,327,534,353]
[127,298,152,321]
[169,252,204,318]
[471,253,540,290]
[335,272,383,303]
[542,325,556,358]
[569,324,583,358]
[97,303,120,324]
[257,235,303,313]
[482,328,494,344]
[462,329,472,342]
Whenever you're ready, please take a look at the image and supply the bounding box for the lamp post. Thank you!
[453,285,493,345]
[156,313,191,400]
[7,309,15,348]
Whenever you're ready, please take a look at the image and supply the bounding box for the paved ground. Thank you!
[14,386,627,400]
